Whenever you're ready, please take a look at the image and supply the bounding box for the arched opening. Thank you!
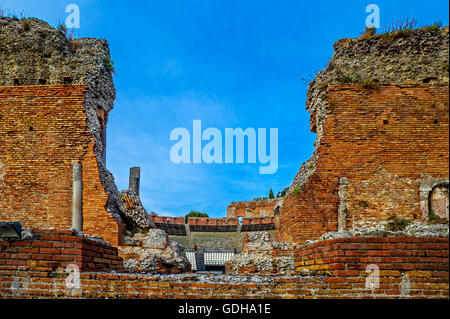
[428,182,449,220]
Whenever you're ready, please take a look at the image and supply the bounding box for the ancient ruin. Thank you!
[0,17,448,299]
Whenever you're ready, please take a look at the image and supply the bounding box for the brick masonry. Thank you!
[276,84,449,244]
[0,229,123,273]
[294,237,449,298]
[0,85,124,245]
[0,232,447,298]
[227,198,283,218]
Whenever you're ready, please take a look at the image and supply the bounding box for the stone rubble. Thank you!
[301,221,449,247]
[226,232,295,275]
[119,228,190,273]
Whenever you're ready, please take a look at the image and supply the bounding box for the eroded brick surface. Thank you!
[276,84,449,244]
[0,85,123,245]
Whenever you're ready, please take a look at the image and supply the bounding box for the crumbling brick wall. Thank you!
[0,85,124,245]
[0,232,447,298]
[294,237,449,297]
[227,198,283,218]
[276,84,449,244]
[0,17,127,245]
[0,229,123,272]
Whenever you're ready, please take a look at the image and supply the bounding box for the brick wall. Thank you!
[276,84,449,244]
[294,236,449,297]
[227,198,282,218]
[242,217,274,225]
[151,216,185,225]
[188,217,239,227]
[0,229,123,272]
[0,85,123,245]
[0,233,447,299]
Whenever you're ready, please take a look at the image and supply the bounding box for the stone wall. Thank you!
[119,229,191,273]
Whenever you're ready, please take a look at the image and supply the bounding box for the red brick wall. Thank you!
[227,198,279,218]
[188,217,239,226]
[151,216,185,225]
[294,237,449,297]
[0,85,123,245]
[276,84,449,244]
[0,229,123,272]
[0,234,447,299]
[241,217,274,225]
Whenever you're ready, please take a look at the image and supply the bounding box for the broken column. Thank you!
[129,167,140,197]
[338,177,349,232]
[72,163,83,232]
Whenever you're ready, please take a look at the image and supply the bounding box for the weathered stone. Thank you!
[116,189,155,230]
[120,229,190,273]
[290,26,449,194]
[299,221,449,248]
[0,17,125,241]
[226,232,294,275]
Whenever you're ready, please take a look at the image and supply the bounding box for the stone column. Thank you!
[338,177,349,232]
[71,163,83,232]
[129,166,140,197]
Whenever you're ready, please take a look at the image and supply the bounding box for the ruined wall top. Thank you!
[289,26,449,193]
[307,26,449,119]
[0,17,115,111]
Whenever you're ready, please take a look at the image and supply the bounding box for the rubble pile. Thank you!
[119,229,191,273]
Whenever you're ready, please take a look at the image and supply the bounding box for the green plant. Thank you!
[381,17,417,35]
[292,186,303,196]
[68,32,78,53]
[424,21,442,32]
[335,70,359,84]
[358,200,369,208]
[103,55,115,74]
[360,77,380,90]
[279,187,289,197]
[57,21,67,35]
[185,211,209,223]
[385,214,411,231]
[428,210,448,224]
[359,26,376,40]
[268,189,274,199]
[20,18,30,32]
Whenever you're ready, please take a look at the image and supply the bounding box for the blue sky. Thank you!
[2,0,448,218]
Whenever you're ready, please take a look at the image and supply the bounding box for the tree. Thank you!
[185,211,209,223]
[268,189,274,199]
